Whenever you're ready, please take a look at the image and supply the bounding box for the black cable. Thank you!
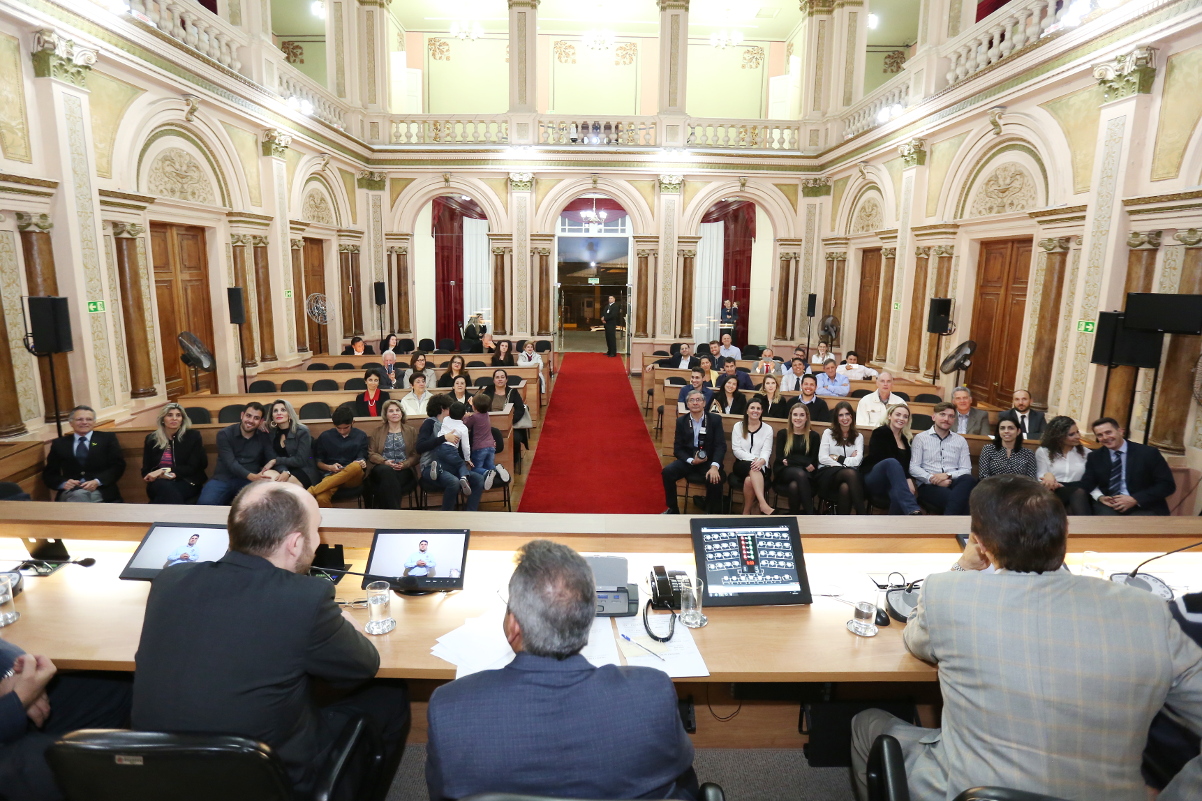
[705,683,742,722]
[1170,472,1202,515]
[642,599,676,642]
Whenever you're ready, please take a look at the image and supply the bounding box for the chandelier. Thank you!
[709,29,743,48]
[582,29,616,51]
[580,200,608,232]
[310,0,325,20]
[450,20,483,40]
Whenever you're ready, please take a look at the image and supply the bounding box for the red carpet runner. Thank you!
[517,353,666,513]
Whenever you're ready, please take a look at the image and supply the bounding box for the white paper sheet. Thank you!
[614,615,710,678]
[581,617,622,668]
[433,613,625,679]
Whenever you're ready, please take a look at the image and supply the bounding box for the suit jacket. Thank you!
[602,302,621,326]
[426,652,695,801]
[903,570,1202,801]
[955,408,991,436]
[141,429,208,488]
[131,550,380,789]
[340,345,375,355]
[1005,408,1046,438]
[672,411,726,467]
[43,430,126,502]
[1082,440,1176,515]
[655,355,700,371]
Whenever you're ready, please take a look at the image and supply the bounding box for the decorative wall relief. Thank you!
[0,231,39,421]
[302,188,335,225]
[0,33,32,163]
[614,42,637,66]
[281,42,304,63]
[554,41,576,64]
[968,163,1037,217]
[850,197,883,234]
[429,37,451,61]
[884,51,905,73]
[147,148,216,205]
[742,46,764,69]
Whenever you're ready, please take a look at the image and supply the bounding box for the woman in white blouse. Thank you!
[1036,415,1092,515]
[732,398,775,516]
[516,340,546,394]
[816,400,867,514]
[810,341,832,367]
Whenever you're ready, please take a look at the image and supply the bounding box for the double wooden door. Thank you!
[966,238,1033,407]
[855,249,882,359]
[302,238,329,355]
[150,223,215,398]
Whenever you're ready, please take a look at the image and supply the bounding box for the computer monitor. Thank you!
[689,517,812,607]
[120,523,230,581]
[362,529,470,592]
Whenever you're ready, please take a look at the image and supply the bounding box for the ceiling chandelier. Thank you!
[450,20,483,40]
[582,29,616,51]
[580,200,608,233]
[709,28,743,48]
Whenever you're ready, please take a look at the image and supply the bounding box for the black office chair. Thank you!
[534,340,552,353]
[312,379,339,392]
[744,345,762,360]
[656,377,687,433]
[247,380,276,393]
[652,350,670,356]
[851,388,872,398]
[437,360,452,368]
[184,407,211,425]
[299,402,332,420]
[343,378,367,391]
[894,391,910,402]
[218,405,244,424]
[437,338,455,351]
[475,377,494,389]
[910,413,933,431]
[280,379,309,393]
[434,349,450,354]
[669,342,683,356]
[47,719,381,801]
[331,482,366,508]
[866,734,910,801]
[915,393,942,404]
[735,366,750,374]
[515,339,527,353]
[952,790,1070,801]
[362,362,382,371]
[418,338,435,352]
[462,784,726,801]
[333,362,355,370]
[467,360,486,368]
[306,362,331,371]
[398,338,415,354]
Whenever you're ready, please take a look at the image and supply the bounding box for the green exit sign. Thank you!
[893,302,900,310]
[1076,320,1096,333]
[87,300,106,313]
[284,289,293,298]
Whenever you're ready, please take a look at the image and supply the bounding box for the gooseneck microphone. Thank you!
[3,557,96,569]
[1127,539,1202,582]
[310,564,437,596]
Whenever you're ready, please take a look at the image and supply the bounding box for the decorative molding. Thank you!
[428,38,451,61]
[251,235,269,247]
[678,249,697,258]
[933,244,955,256]
[850,197,883,234]
[899,138,926,168]
[1038,237,1072,252]
[883,50,905,73]
[1126,230,1163,249]
[969,163,1037,217]
[508,172,533,192]
[316,153,332,171]
[301,189,336,225]
[614,42,637,66]
[553,41,576,64]
[659,174,683,194]
[357,170,386,190]
[387,245,409,255]
[1175,228,1202,248]
[230,234,253,246]
[1093,45,1156,102]
[988,106,1006,135]
[261,128,292,158]
[801,177,832,197]
[338,243,361,253]
[147,148,216,205]
[881,248,897,258]
[110,222,145,238]
[742,46,764,70]
[31,29,96,87]
[532,247,551,256]
[14,212,52,231]
[280,41,304,64]
[778,251,802,260]
[290,238,303,249]
[182,94,200,122]
[915,246,932,257]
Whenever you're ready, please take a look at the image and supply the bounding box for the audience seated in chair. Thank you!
[793,374,830,423]
[752,348,783,375]
[773,403,821,515]
[780,357,811,392]
[1035,416,1092,516]
[43,406,126,503]
[909,401,978,515]
[710,374,748,417]
[426,540,698,801]
[132,481,409,801]
[677,369,715,409]
[855,372,907,428]
[756,374,790,420]
[645,342,699,373]
[308,405,368,508]
[352,369,390,418]
[809,342,832,367]
[379,333,400,357]
[516,340,546,394]
[861,404,921,515]
[436,355,472,388]
[717,332,741,361]
[732,398,774,516]
[976,413,1037,481]
[1083,417,1176,516]
[197,402,272,506]
[850,475,1202,801]
[1009,389,1046,438]
[380,350,400,388]
[341,336,373,356]
[836,351,878,381]
[401,352,437,390]
[816,401,867,515]
[416,393,485,511]
[815,359,850,398]
[491,340,516,367]
[951,386,991,436]
[719,357,754,391]
[141,403,207,504]
[261,399,319,489]
[367,399,419,509]
[662,390,726,514]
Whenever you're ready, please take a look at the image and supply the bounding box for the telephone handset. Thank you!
[649,565,688,611]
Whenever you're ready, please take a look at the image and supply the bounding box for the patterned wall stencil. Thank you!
[660,198,676,336]
[1020,249,1047,389]
[0,231,39,421]
[103,233,129,396]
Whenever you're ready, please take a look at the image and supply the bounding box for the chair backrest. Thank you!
[851,388,872,398]
[47,730,293,801]
[653,350,670,356]
[669,342,682,356]
[915,393,942,404]
[299,401,332,421]
[312,379,339,392]
[474,377,493,388]
[534,340,551,352]
[467,360,486,367]
[465,339,484,353]
[461,784,725,801]
[362,362,382,371]
[418,338,435,351]
[343,378,367,391]
[437,360,451,368]
[438,338,455,351]
[280,379,309,393]
[333,362,355,370]
[951,790,1071,801]
[218,404,244,424]
[893,391,910,402]
[666,376,687,386]
[744,345,762,360]
[306,362,331,370]
[247,380,277,393]
[735,366,750,374]
[398,338,415,353]
[515,339,527,353]
[491,426,505,454]
[184,406,211,425]
[434,349,450,354]
[866,734,910,801]
[910,413,933,431]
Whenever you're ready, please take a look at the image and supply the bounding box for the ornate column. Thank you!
[1028,237,1072,410]
[875,246,897,363]
[831,250,848,346]
[823,252,838,321]
[338,244,360,339]
[533,245,553,336]
[252,236,277,362]
[775,251,798,342]
[231,235,257,367]
[926,245,954,378]
[263,129,295,357]
[290,239,308,353]
[507,0,540,142]
[111,223,156,397]
[0,227,26,434]
[393,246,412,334]
[905,247,931,373]
[677,247,697,340]
[635,249,655,338]
[1150,229,1202,452]
[16,212,74,419]
[491,246,509,335]
[657,175,683,337]
[657,0,690,146]
[1101,230,1161,425]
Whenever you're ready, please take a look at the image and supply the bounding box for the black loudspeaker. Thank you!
[806,293,817,317]
[374,281,386,306]
[227,287,246,325]
[926,298,952,334]
[27,296,72,354]
[1125,292,1202,334]
[1091,311,1163,369]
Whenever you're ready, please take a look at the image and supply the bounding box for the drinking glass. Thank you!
[1081,551,1105,578]
[679,577,707,628]
[850,601,878,637]
[0,576,19,628]
[364,580,396,635]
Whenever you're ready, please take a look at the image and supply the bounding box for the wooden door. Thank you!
[855,249,882,359]
[303,238,328,355]
[150,224,215,398]
[966,238,1033,407]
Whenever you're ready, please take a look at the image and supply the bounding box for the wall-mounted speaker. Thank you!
[926,298,952,335]
[27,296,73,354]
[227,287,246,326]
[1091,311,1163,369]
[806,293,817,317]
[374,281,386,306]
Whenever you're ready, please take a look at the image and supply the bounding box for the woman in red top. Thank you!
[354,368,390,418]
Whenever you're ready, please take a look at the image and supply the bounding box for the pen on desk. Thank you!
[620,633,666,661]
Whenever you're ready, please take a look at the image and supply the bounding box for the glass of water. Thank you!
[850,601,878,637]
[0,575,19,628]
[679,577,707,629]
[364,580,396,635]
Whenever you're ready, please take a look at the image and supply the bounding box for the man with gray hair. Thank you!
[426,540,697,800]
[951,386,990,436]
[660,389,727,514]
[42,405,125,502]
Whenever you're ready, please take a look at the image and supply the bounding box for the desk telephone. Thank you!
[649,566,689,611]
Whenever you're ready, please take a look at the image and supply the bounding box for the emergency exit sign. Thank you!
[87,300,105,313]
[284,289,293,298]
[588,277,600,284]
[1076,320,1096,333]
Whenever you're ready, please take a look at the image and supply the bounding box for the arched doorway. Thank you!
[413,195,488,349]
[695,199,773,349]
[555,195,630,352]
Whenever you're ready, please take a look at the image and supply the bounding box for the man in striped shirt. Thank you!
[908,401,977,515]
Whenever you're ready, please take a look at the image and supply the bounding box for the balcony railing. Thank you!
[538,116,656,146]
[687,118,803,150]
[128,0,246,73]
[941,0,1065,87]
[842,74,910,139]
[390,116,510,144]
[277,64,346,130]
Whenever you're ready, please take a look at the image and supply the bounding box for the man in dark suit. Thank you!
[661,390,726,514]
[719,357,755,391]
[1082,417,1176,515]
[1009,389,1046,439]
[426,540,696,801]
[132,481,409,800]
[643,343,700,373]
[602,295,621,357]
[42,405,125,502]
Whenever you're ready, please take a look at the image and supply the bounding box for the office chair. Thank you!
[952,790,1070,801]
[280,379,309,393]
[247,380,277,393]
[915,393,942,404]
[312,379,340,392]
[306,362,331,370]
[183,407,211,424]
[462,783,725,801]
[299,402,332,420]
[866,734,909,801]
[218,405,244,424]
[343,378,367,391]
[851,388,872,398]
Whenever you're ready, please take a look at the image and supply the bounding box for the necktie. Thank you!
[75,436,88,464]
[1110,451,1123,494]
[1020,414,1028,434]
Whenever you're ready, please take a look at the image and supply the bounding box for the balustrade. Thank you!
[686,119,803,150]
[842,77,910,139]
[538,117,656,146]
[390,116,509,145]
[128,0,244,73]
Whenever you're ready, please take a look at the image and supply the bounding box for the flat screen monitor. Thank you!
[120,523,230,581]
[362,529,470,592]
[689,517,812,607]
[1125,293,1202,334]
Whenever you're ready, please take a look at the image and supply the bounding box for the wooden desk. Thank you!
[258,365,546,407]
[311,344,558,376]
[0,441,47,500]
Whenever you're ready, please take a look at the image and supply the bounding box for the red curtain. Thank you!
[975,0,1012,20]
[702,199,756,347]
[432,196,486,348]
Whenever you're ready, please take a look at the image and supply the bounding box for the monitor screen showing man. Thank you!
[121,523,231,580]
[363,530,470,590]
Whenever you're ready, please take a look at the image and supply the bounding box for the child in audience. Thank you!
[465,394,510,490]
[428,402,473,494]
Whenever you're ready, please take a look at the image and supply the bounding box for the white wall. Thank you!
[412,202,435,342]
[748,205,774,346]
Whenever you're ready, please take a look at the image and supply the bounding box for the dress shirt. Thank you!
[753,360,783,375]
[977,444,1038,480]
[688,413,720,468]
[815,372,850,397]
[855,391,906,428]
[1035,447,1088,484]
[837,363,878,381]
[405,550,435,576]
[70,431,100,485]
[213,425,272,482]
[956,412,971,434]
[165,544,199,567]
[909,427,972,483]
[400,390,432,418]
[731,422,774,464]
[1091,442,1129,499]
[718,345,742,360]
[313,427,369,473]
[818,429,865,468]
[780,371,811,392]
[675,355,694,370]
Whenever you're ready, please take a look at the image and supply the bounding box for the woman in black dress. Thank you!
[756,374,790,420]
[772,402,821,514]
[437,355,472,388]
[262,399,319,488]
[861,403,921,514]
[491,340,516,367]
[142,403,207,503]
[709,374,747,416]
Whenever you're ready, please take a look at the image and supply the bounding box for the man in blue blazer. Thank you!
[1082,417,1176,515]
[425,541,697,801]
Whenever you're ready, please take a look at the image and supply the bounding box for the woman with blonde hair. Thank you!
[861,403,921,514]
[141,403,208,503]
[261,398,318,487]
[756,374,789,419]
[772,402,821,514]
[368,399,420,509]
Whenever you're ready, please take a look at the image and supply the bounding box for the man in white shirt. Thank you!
[717,333,742,361]
[909,401,977,514]
[855,372,907,428]
[836,351,878,381]
[1009,389,1046,438]
[780,358,811,392]
[643,343,698,373]
[753,348,783,375]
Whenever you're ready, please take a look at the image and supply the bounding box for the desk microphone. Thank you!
[1,557,96,569]
[308,564,433,595]
[1110,539,1202,598]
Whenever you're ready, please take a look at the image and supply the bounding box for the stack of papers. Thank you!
[615,616,709,678]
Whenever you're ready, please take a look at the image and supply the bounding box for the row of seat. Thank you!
[185,403,341,424]
[305,360,495,372]
[349,338,555,355]
[248,376,517,393]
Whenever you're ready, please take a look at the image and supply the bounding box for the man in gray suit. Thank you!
[850,475,1202,801]
[950,386,991,436]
